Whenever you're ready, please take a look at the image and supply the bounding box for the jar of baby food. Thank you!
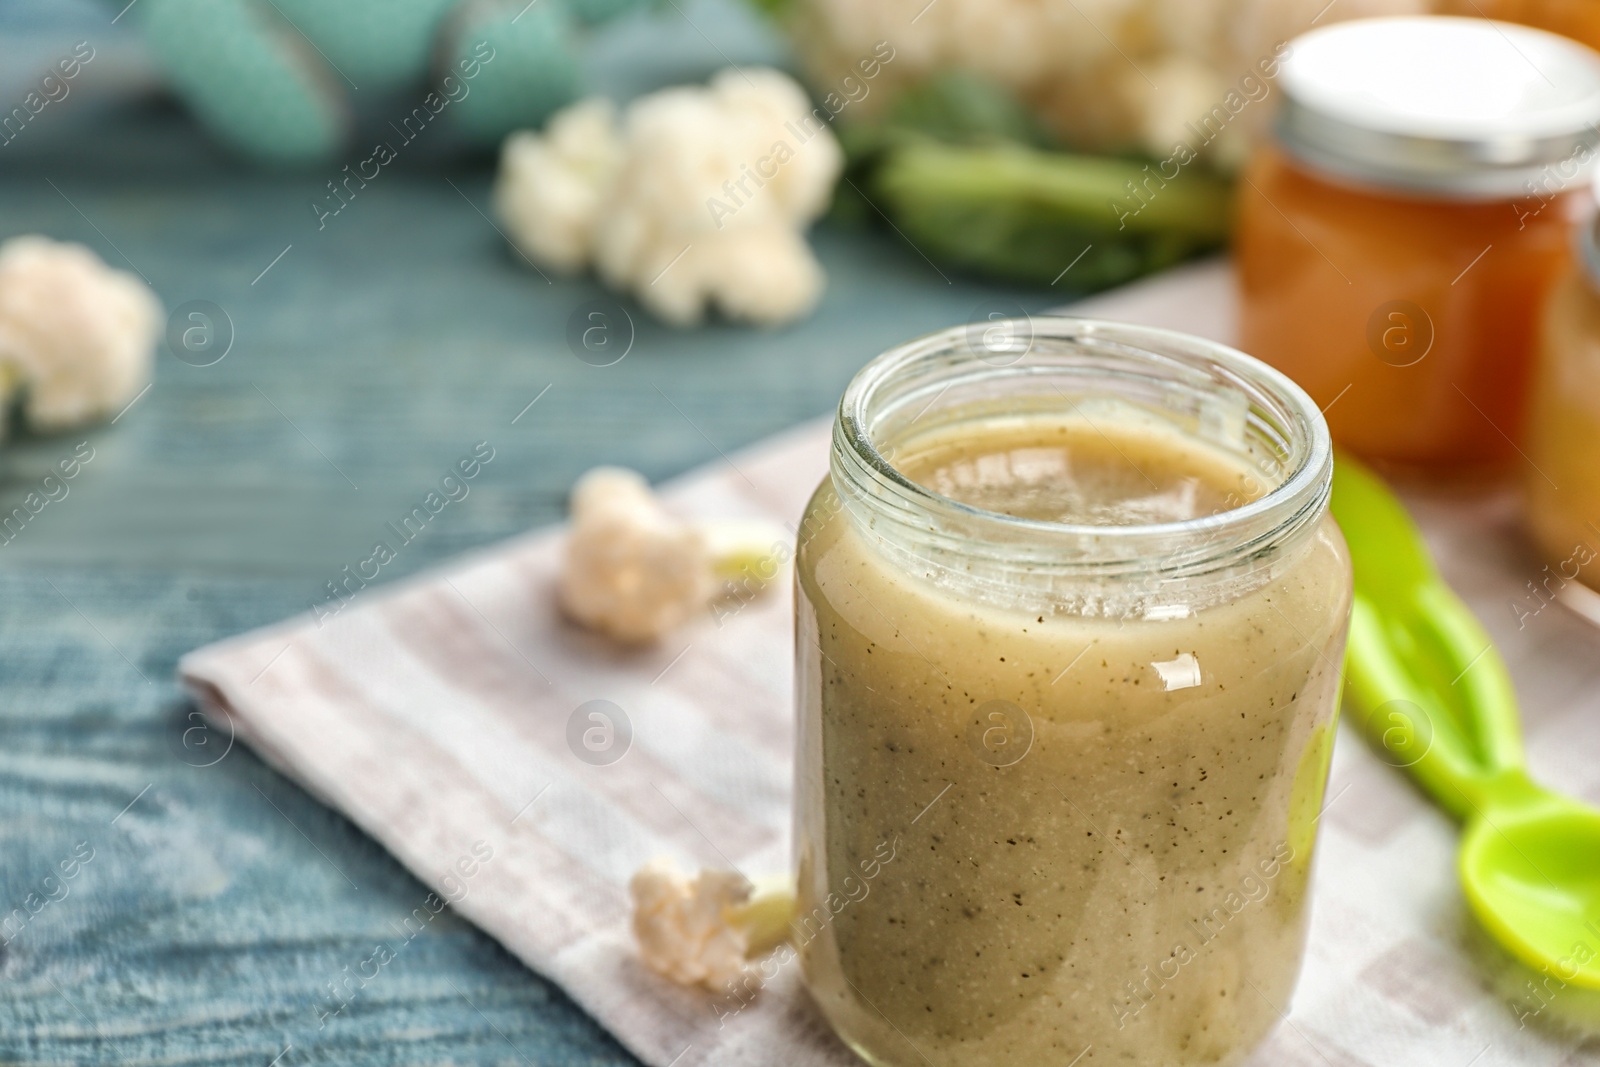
[1237,17,1600,474]
[793,318,1353,1067]
[1525,200,1600,594]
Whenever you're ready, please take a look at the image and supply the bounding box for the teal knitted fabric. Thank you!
[129,0,649,165]
[442,0,583,143]
[139,0,348,162]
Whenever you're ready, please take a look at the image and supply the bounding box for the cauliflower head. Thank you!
[629,858,796,990]
[493,98,624,274]
[559,465,792,644]
[787,0,1431,165]
[496,68,843,325]
[0,235,161,432]
[560,466,715,643]
[631,859,757,989]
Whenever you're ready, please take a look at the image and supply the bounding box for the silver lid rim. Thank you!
[1276,100,1600,200]
[1276,16,1600,201]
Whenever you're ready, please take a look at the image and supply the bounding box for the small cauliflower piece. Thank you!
[0,236,161,432]
[559,466,789,643]
[561,467,715,643]
[493,98,624,273]
[629,858,796,989]
[495,68,843,326]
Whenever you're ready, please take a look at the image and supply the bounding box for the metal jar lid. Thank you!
[1276,16,1600,200]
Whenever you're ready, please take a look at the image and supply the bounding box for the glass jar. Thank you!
[792,318,1353,1067]
[1237,16,1600,474]
[1525,203,1600,595]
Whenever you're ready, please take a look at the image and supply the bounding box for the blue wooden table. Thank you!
[0,5,1071,1063]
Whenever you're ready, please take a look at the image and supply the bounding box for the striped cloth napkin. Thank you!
[180,262,1600,1067]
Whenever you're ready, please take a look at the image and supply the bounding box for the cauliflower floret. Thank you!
[561,467,715,643]
[0,236,160,432]
[609,208,827,329]
[493,98,624,273]
[496,68,843,326]
[559,466,789,643]
[787,0,1430,162]
[629,858,795,989]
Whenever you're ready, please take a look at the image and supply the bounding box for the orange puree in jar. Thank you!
[1238,145,1583,472]
[1236,17,1600,474]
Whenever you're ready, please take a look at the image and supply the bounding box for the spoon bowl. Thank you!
[1462,790,1600,988]
[1332,455,1600,992]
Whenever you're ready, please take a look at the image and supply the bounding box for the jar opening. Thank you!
[831,318,1333,601]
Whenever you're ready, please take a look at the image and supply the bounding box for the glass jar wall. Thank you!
[1236,17,1600,475]
[1238,145,1584,472]
[792,319,1353,1066]
[1525,211,1600,595]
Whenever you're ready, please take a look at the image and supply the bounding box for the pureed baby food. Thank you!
[793,320,1353,1066]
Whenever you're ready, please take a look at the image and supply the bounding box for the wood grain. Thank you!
[0,35,1063,1065]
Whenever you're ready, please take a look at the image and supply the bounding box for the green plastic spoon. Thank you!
[1332,455,1600,987]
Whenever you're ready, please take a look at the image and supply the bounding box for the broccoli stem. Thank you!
[731,875,797,958]
[703,521,789,585]
[882,140,1232,236]
[869,139,1233,287]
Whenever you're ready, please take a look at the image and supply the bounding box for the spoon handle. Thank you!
[1331,457,1526,818]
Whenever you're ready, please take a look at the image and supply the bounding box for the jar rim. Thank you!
[833,317,1333,581]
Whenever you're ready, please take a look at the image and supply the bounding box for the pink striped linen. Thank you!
[182,262,1600,1067]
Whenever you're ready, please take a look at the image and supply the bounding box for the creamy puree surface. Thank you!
[794,410,1351,1066]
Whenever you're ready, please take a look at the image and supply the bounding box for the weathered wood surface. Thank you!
[0,10,1065,1063]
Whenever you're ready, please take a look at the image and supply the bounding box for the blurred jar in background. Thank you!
[1237,17,1600,475]
[1439,0,1600,51]
[1525,201,1600,592]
